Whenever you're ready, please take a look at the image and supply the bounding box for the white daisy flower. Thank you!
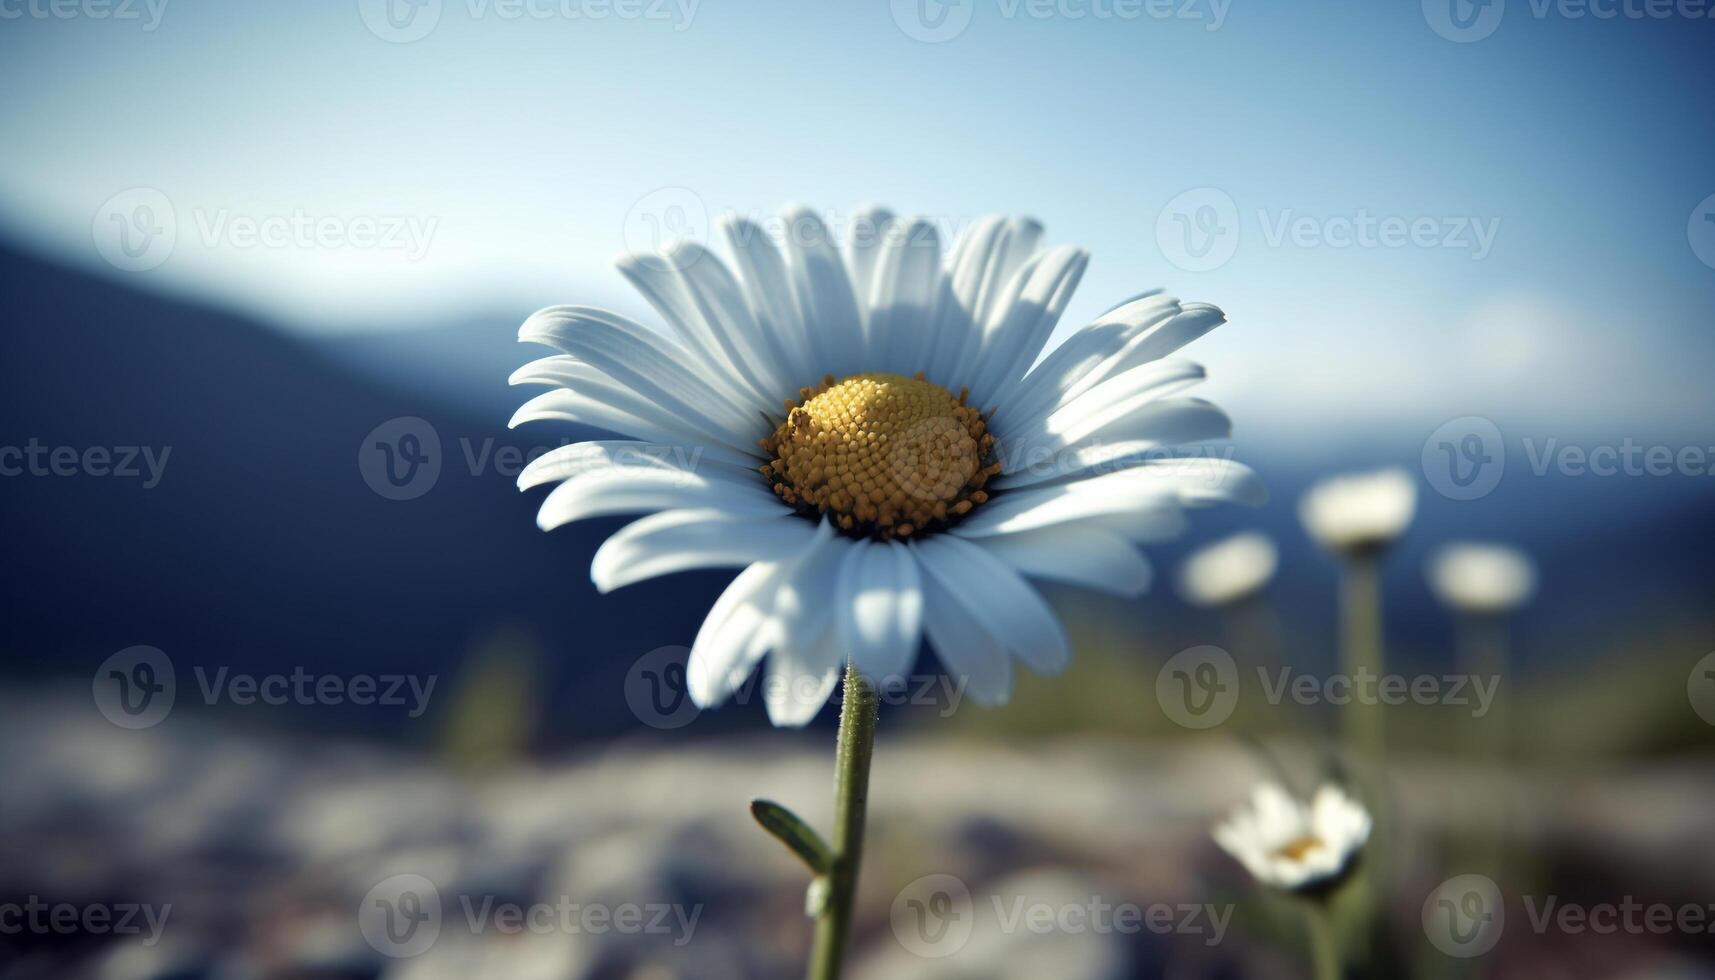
[1213,783,1372,895]
[1427,542,1535,615]
[510,206,1263,726]
[1177,531,1277,607]
[1298,467,1417,556]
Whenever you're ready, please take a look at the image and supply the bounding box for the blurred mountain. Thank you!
[0,241,740,741]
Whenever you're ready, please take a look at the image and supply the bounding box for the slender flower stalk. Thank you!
[1298,468,1414,969]
[1428,543,1535,878]
[1304,902,1341,980]
[806,666,878,980]
[1338,553,1385,771]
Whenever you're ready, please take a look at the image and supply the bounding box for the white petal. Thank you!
[753,521,849,664]
[722,216,817,386]
[996,299,1220,433]
[843,204,896,327]
[995,369,1218,469]
[864,218,944,375]
[779,205,864,380]
[968,525,1152,597]
[968,244,1088,409]
[763,621,842,727]
[531,456,785,531]
[590,509,821,592]
[910,535,1069,676]
[686,561,790,708]
[917,559,1014,707]
[518,306,763,446]
[969,460,1265,537]
[616,246,787,409]
[942,217,1045,384]
[835,539,924,685]
[509,387,761,460]
[517,440,753,492]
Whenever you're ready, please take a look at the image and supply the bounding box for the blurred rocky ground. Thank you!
[1,691,1712,980]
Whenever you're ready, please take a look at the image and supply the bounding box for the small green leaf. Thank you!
[750,798,834,873]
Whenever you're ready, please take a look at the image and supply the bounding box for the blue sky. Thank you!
[2,0,1712,439]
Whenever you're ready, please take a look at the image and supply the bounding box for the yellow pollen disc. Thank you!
[1273,835,1326,862]
[759,371,1001,539]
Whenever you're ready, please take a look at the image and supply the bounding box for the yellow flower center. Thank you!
[760,372,1000,539]
[1273,835,1326,862]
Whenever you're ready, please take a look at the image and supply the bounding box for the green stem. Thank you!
[1305,901,1341,980]
[806,665,878,980]
[1339,554,1384,768]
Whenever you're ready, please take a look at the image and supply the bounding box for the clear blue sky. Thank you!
[2,0,1712,439]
